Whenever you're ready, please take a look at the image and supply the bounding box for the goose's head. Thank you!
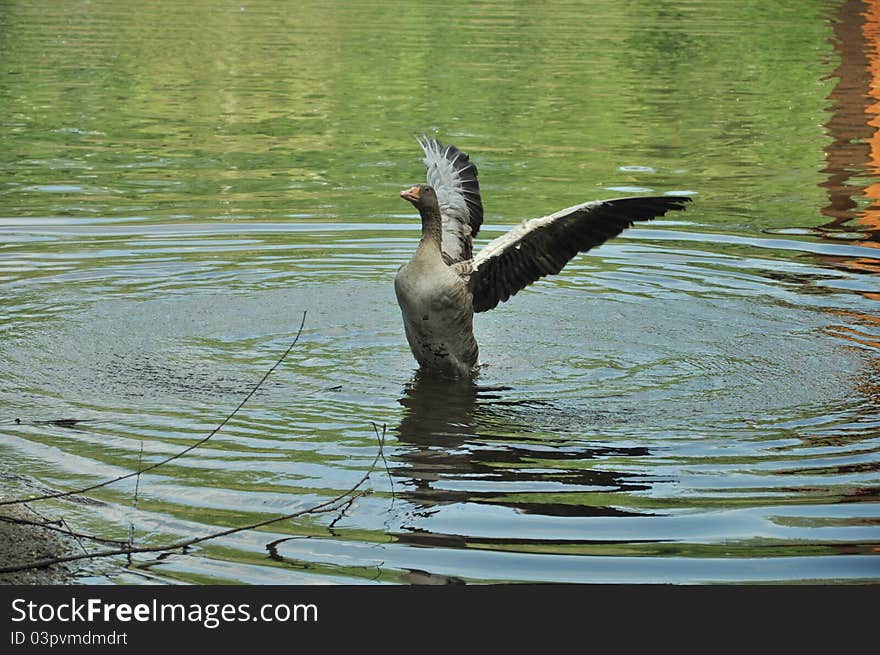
[400,184,438,211]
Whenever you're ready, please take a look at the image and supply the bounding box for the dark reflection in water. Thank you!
[816,0,880,410]
[393,372,652,538]
[821,0,880,256]
[821,0,874,229]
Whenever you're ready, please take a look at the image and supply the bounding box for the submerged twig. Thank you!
[133,439,143,510]
[0,513,127,546]
[128,439,144,564]
[21,503,89,555]
[0,311,308,508]
[59,516,90,556]
[327,495,359,535]
[373,422,394,508]
[0,425,387,574]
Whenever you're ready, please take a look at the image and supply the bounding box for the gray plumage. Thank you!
[418,135,483,263]
[396,137,692,376]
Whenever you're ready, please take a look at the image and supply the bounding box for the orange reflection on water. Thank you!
[861,0,880,236]
[820,0,879,399]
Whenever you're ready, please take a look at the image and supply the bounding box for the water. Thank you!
[1,0,878,584]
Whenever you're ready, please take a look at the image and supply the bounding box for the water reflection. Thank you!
[821,0,880,251]
[813,0,880,408]
[393,372,652,540]
[821,0,874,228]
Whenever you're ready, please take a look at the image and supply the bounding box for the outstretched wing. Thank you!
[466,196,692,312]
[417,135,484,263]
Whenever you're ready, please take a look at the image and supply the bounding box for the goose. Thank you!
[395,136,692,377]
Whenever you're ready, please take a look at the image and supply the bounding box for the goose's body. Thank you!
[395,251,478,376]
[396,136,691,377]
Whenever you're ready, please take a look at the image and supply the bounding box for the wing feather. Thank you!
[417,135,484,263]
[468,196,692,312]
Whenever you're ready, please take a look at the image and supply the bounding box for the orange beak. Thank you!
[400,185,421,203]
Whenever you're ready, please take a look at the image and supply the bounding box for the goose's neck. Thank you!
[416,204,443,257]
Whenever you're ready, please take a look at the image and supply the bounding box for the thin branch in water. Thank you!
[21,502,52,524]
[133,439,143,509]
[0,421,387,574]
[59,517,90,557]
[0,514,128,546]
[128,439,144,564]
[0,311,307,508]
[327,494,359,536]
[372,422,394,508]
[22,503,89,556]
